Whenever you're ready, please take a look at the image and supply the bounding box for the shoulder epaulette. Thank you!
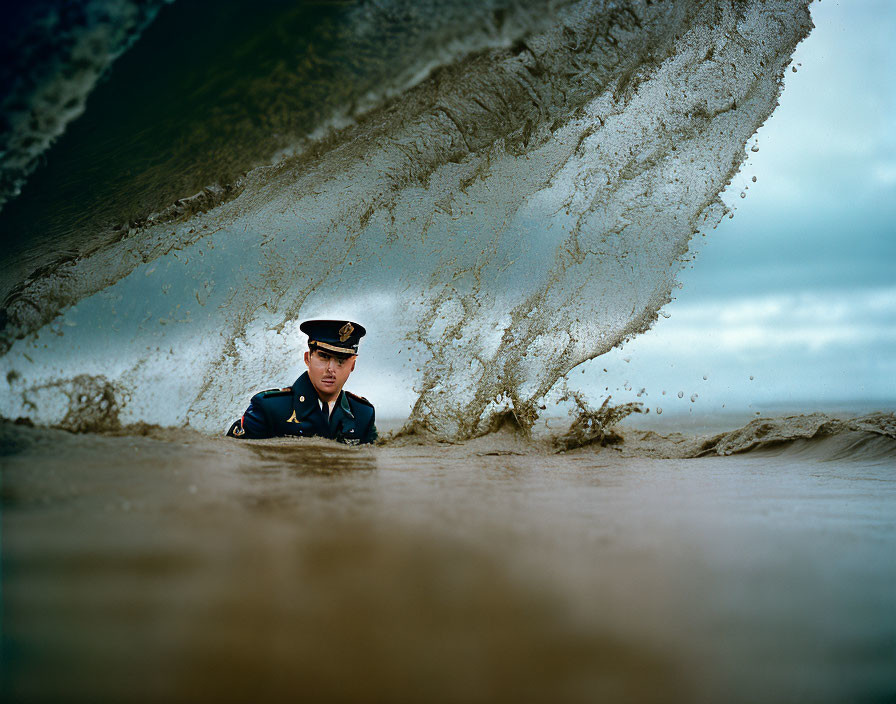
[259,386,292,398]
[346,391,373,407]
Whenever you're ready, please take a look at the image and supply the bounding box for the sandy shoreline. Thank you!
[2,419,895,702]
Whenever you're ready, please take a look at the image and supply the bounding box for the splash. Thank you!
[0,0,813,438]
[552,393,643,452]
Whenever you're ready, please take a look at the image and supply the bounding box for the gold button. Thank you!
[299,396,305,402]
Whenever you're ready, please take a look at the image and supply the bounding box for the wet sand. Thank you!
[2,422,895,703]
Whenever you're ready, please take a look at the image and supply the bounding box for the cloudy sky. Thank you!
[573,0,896,423]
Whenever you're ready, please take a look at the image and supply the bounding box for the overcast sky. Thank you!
[571,0,896,423]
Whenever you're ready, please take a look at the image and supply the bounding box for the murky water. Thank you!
[3,422,894,703]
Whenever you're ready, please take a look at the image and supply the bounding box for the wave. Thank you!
[0,0,813,439]
[0,0,579,301]
[618,412,896,462]
[0,0,171,213]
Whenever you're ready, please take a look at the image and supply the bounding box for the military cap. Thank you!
[300,319,366,357]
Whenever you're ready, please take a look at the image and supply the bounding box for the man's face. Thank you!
[304,348,356,402]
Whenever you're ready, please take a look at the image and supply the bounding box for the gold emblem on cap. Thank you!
[338,322,354,342]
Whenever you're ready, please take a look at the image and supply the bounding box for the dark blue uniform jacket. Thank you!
[226,372,376,445]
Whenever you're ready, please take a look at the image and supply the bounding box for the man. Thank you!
[226,319,376,444]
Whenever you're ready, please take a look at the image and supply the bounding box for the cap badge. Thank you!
[338,322,354,342]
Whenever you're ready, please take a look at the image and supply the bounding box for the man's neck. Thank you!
[316,390,339,405]
[317,393,339,418]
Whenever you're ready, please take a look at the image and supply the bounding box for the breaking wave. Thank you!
[0,0,813,439]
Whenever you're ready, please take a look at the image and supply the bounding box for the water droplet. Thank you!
[690,394,698,403]
[750,145,760,153]
[749,375,754,381]
[677,391,684,398]
[656,407,663,415]
[751,176,757,182]
[740,192,746,199]
[702,375,708,380]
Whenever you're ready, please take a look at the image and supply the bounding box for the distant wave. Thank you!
[0,0,171,213]
[616,413,896,462]
[0,0,813,439]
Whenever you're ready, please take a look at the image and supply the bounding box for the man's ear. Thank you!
[303,350,310,367]
[349,357,356,373]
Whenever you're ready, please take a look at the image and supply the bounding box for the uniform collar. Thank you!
[339,390,354,419]
[292,372,353,420]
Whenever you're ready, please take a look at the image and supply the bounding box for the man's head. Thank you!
[303,347,355,402]
[299,320,366,402]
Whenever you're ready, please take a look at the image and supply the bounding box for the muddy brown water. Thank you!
[2,423,895,703]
